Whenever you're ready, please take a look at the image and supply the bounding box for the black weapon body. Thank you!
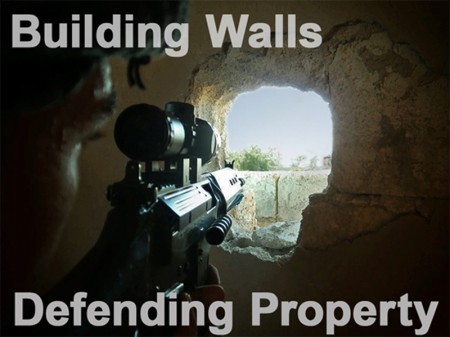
[149,166,243,293]
[106,159,243,301]
[13,102,244,336]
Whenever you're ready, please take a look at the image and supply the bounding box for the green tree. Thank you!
[231,145,281,171]
[290,155,307,170]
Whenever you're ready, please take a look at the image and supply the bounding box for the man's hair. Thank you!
[1,1,189,118]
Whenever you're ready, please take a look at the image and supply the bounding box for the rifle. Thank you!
[109,101,245,296]
[36,102,244,336]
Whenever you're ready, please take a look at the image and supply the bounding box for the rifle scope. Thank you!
[114,102,218,164]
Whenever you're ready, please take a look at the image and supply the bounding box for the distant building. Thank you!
[323,155,331,168]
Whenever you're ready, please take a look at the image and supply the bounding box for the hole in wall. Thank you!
[187,21,435,252]
[223,86,332,261]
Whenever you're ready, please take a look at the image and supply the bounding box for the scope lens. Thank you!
[114,102,218,164]
[193,119,218,164]
[114,104,172,161]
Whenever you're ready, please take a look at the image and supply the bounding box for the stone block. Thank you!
[251,221,300,249]
[241,172,278,218]
[278,172,329,221]
[230,189,258,232]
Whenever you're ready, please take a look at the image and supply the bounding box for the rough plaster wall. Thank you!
[55,0,448,268]
[212,206,449,336]
[186,21,448,250]
[53,1,448,335]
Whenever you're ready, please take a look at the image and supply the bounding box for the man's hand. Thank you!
[175,265,225,336]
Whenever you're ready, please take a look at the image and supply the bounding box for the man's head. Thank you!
[1,0,189,300]
[1,1,189,116]
[2,62,115,295]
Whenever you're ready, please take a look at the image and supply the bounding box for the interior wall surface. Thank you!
[51,1,449,335]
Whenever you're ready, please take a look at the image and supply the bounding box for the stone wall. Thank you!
[233,170,329,225]
[55,2,448,335]
[187,20,448,250]
[226,170,329,261]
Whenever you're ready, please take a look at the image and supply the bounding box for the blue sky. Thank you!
[226,86,332,166]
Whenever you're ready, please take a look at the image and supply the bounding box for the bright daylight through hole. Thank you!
[224,86,332,261]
